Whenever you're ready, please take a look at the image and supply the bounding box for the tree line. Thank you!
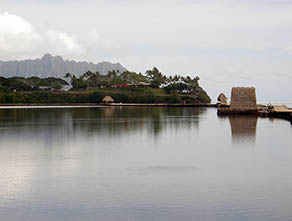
[0,76,68,92]
[0,67,211,104]
[64,67,202,95]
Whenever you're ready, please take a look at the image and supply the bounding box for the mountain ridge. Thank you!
[0,54,127,78]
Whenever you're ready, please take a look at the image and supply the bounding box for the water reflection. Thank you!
[1,107,292,221]
[228,116,258,145]
[0,107,205,141]
[0,107,206,209]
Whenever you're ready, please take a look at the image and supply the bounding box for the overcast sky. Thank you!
[1,0,292,103]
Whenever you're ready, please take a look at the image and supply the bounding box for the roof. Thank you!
[136,82,151,86]
[102,96,114,102]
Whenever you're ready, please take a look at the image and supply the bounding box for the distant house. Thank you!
[39,86,52,91]
[136,82,151,87]
[111,84,129,88]
[39,85,71,92]
[61,85,72,91]
[102,96,114,104]
[110,82,150,88]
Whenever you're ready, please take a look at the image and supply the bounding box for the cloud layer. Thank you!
[0,12,42,54]
[0,12,121,61]
[1,0,292,103]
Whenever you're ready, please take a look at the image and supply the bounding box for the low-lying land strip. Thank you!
[0,87,211,105]
[0,67,211,105]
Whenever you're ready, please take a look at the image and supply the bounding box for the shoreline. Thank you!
[217,105,292,124]
[1,103,291,124]
[0,103,217,108]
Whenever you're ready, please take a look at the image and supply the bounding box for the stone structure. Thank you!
[230,87,257,111]
[272,105,289,112]
[217,93,228,105]
[217,87,258,115]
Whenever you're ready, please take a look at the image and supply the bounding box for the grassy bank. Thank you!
[0,87,211,104]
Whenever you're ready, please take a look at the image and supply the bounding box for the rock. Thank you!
[217,93,228,105]
[0,54,127,78]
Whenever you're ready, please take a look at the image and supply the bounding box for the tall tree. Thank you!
[145,67,166,88]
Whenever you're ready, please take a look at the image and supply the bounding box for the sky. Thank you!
[1,0,292,103]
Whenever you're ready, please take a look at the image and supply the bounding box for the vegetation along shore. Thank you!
[0,67,211,105]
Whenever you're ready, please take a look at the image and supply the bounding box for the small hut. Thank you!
[217,93,228,105]
[102,96,114,104]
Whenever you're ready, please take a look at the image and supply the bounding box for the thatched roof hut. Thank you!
[217,93,228,105]
[230,87,257,111]
[102,96,114,103]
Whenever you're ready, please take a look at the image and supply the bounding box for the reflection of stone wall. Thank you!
[229,116,258,141]
[230,87,257,111]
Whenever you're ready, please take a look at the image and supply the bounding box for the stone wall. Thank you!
[230,87,257,111]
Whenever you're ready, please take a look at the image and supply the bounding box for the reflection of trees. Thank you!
[68,107,204,137]
[229,116,258,144]
[0,107,206,140]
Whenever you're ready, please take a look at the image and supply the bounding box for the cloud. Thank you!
[46,30,85,57]
[0,12,123,61]
[79,29,127,60]
[0,12,43,54]
[1,0,292,103]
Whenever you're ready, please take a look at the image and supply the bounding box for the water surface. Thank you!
[0,107,291,221]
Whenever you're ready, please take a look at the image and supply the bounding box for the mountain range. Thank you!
[0,54,127,78]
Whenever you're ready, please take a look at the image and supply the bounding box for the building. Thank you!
[217,87,258,115]
[230,87,257,111]
[102,96,114,104]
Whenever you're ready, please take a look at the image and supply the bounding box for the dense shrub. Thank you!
[0,89,211,104]
[198,91,211,103]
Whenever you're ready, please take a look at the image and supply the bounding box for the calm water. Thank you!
[0,107,292,221]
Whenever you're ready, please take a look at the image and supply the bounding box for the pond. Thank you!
[0,107,291,221]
